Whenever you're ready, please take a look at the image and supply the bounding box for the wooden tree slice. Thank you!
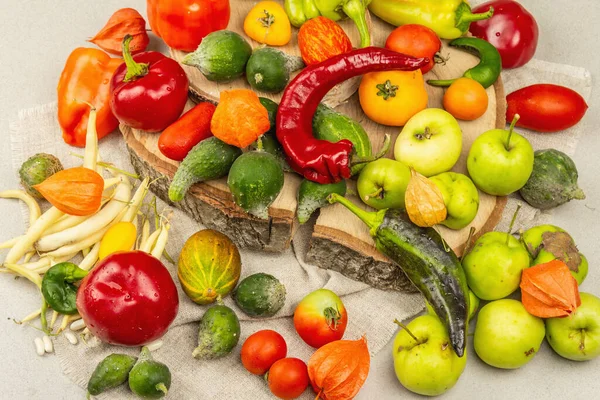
[122,3,507,291]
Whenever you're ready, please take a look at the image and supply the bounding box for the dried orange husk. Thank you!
[88,8,149,55]
[308,336,370,400]
[405,169,447,227]
[210,90,271,148]
[33,167,104,216]
[520,260,581,318]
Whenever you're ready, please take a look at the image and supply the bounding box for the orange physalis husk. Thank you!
[88,8,149,55]
[308,336,370,400]
[210,90,271,148]
[405,169,447,227]
[520,260,581,318]
[33,167,104,216]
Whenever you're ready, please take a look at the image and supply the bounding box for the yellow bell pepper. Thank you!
[99,221,137,259]
[244,1,292,46]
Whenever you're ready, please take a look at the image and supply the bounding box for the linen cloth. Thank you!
[7,57,591,399]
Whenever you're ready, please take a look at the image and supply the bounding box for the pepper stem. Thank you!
[505,114,520,151]
[458,5,495,26]
[122,35,149,82]
[327,193,383,233]
[342,0,371,48]
[427,78,456,87]
[393,319,420,344]
[351,134,391,166]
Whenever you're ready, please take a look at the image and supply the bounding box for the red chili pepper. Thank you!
[470,0,539,69]
[158,102,216,161]
[506,84,588,133]
[110,35,189,132]
[276,47,428,184]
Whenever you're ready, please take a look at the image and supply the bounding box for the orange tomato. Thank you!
[443,78,489,121]
[359,70,428,126]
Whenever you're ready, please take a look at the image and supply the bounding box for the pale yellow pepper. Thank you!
[99,221,137,259]
[244,1,292,46]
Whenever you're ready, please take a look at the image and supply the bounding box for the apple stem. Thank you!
[460,226,477,261]
[365,187,383,201]
[505,114,520,151]
[393,319,420,343]
[580,329,586,352]
[506,204,522,245]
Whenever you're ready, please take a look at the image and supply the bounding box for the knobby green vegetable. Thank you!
[284,0,371,47]
[19,153,64,198]
[128,347,171,399]
[192,304,241,359]
[297,179,347,223]
[41,262,88,314]
[168,137,242,202]
[87,354,137,396]
[328,193,469,357]
[233,273,287,318]
[428,37,501,88]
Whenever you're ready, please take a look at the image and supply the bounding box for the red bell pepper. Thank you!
[110,35,189,132]
[76,251,179,346]
[276,47,428,184]
[470,0,539,69]
[147,0,231,52]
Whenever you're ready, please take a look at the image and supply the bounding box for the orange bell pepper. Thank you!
[57,48,122,147]
[147,0,231,52]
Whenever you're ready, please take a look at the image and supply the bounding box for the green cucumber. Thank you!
[519,149,585,210]
[192,304,241,359]
[313,104,373,175]
[227,151,284,219]
[182,30,252,82]
[169,137,241,202]
[233,273,286,318]
[128,347,171,399]
[87,354,137,396]
[297,179,347,223]
[246,48,304,93]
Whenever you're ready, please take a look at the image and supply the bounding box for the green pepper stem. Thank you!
[351,134,391,166]
[505,114,520,151]
[458,5,494,26]
[427,79,456,87]
[327,193,382,231]
[122,35,149,82]
[342,0,371,48]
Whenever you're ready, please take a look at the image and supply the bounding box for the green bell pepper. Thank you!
[428,37,502,89]
[368,0,494,40]
[41,262,88,314]
[284,0,372,48]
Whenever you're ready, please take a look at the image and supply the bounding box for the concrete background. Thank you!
[0,0,598,399]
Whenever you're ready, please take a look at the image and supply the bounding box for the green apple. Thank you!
[467,116,534,196]
[393,314,467,396]
[357,158,411,210]
[522,224,588,285]
[546,292,600,361]
[474,299,545,369]
[462,232,531,300]
[394,108,463,177]
[426,289,480,322]
[430,172,479,230]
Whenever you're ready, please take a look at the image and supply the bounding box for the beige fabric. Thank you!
[8,57,591,399]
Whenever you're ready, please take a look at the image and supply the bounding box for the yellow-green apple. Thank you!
[430,172,479,230]
[392,314,467,396]
[462,232,531,300]
[546,292,600,361]
[394,108,463,177]
[357,158,411,210]
[474,299,545,369]
[467,116,534,196]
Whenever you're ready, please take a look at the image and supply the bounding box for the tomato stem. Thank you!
[375,80,399,100]
[258,10,275,28]
[324,306,342,330]
[505,114,520,151]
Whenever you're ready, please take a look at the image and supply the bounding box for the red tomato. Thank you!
[470,0,539,68]
[506,84,588,132]
[241,330,287,375]
[293,289,347,348]
[268,358,309,400]
[384,24,441,74]
[76,251,179,346]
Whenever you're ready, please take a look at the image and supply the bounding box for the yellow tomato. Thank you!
[443,78,489,121]
[359,70,428,126]
[243,1,291,46]
[99,221,137,259]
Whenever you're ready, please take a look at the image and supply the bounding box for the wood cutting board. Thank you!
[121,1,507,291]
